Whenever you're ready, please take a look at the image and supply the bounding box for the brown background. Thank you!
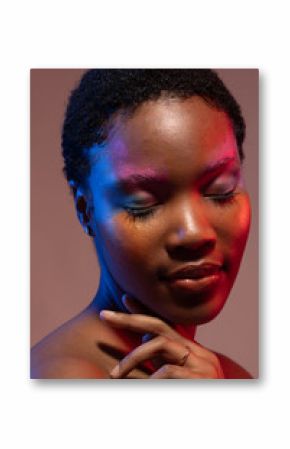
[30,69,259,378]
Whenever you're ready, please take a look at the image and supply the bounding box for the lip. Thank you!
[165,262,222,280]
[162,262,223,293]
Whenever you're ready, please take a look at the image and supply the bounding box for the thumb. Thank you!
[121,295,156,345]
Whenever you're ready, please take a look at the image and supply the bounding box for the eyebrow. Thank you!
[199,157,238,178]
[108,157,238,193]
[109,173,170,193]
[193,157,239,188]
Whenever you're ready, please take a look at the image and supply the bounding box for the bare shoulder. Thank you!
[31,355,108,379]
[31,310,109,379]
[214,351,254,379]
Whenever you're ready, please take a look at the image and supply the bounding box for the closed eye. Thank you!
[124,205,158,220]
[122,191,159,219]
[204,190,238,206]
[201,167,241,205]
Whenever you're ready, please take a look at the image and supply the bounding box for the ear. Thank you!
[69,181,95,237]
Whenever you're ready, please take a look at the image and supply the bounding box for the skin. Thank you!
[31,96,252,379]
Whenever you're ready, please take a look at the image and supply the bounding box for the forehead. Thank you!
[88,96,239,186]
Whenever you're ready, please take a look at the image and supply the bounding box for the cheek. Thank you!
[94,215,159,273]
[95,216,163,296]
[216,193,251,268]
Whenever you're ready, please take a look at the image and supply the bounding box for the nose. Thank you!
[165,195,217,260]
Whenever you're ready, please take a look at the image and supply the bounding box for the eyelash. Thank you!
[205,190,238,207]
[125,191,237,221]
[125,207,157,221]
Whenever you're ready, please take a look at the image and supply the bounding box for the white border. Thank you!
[1,1,289,447]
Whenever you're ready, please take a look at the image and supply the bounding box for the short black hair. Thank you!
[62,69,245,186]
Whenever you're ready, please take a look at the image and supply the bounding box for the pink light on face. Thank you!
[86,96,251,327]
[113,170,170,194]
[116,166,168,182]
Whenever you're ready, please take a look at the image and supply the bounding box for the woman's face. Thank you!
[86,96,251,325]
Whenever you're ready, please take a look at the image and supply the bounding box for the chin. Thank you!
[163,295,228,326]
[152,270,233,326]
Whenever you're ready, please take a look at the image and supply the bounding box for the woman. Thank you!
[31,69,253,379]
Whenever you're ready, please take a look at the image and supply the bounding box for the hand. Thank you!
[99,295,225,379]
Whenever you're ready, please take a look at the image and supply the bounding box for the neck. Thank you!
[89,270,197,342]
[172,323,197,341]
[89,270,126,314]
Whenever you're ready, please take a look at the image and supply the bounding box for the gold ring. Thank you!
[178,347,191,366]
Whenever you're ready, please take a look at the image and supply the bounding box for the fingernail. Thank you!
[121,294,128,304]
[110,365,120,378]
[99,310,117,319]
[121,294,131,312]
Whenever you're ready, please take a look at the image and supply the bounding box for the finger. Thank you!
[121,296,160,345]
[110,335,197,379]
[120,294,219,361]
[150,365,205,379]
[100,305,222,375]
[122,294,153,315]
[100,309,209,359]
[121,295,176,346]
[186,343,222,367]
[100,309,175,337]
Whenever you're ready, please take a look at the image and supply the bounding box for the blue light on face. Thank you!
[86,146,122,224]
